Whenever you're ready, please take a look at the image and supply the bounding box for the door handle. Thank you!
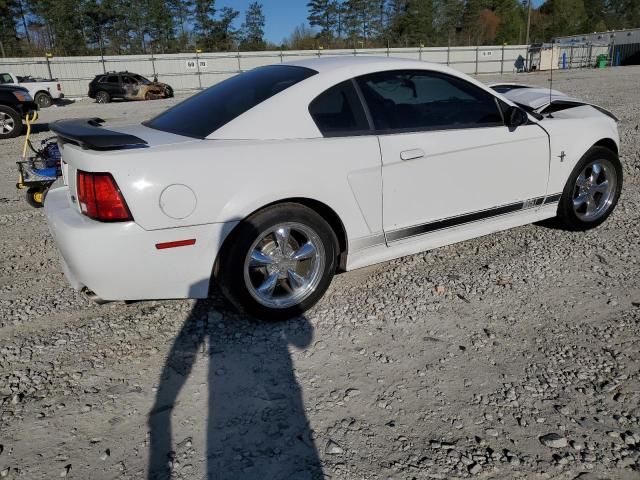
[400,148,425,161]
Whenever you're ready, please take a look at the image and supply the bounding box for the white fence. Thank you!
[2,45,531,97]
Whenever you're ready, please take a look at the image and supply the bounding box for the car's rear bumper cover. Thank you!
[44,186,236,301]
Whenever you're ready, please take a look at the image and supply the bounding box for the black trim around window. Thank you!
[308,69,530,138]
[356,69,506,136]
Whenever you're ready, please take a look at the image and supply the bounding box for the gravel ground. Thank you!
[0,66,639,480]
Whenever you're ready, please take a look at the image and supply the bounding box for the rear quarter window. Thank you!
[309,80,370,137]
[145,65,317,139]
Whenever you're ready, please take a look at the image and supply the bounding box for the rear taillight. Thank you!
[77,171,132,222]
[57,83,61,91]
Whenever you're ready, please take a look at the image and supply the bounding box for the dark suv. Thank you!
[0,85,38,139]
[88,72,174,103]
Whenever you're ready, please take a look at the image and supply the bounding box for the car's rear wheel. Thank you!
[0,106,21,139]
[95,91,111,104]
[556,146,622,230]
[215,203,338,320]
[35,92,52,108]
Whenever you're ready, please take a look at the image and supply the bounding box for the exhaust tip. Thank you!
[82,287,111,305]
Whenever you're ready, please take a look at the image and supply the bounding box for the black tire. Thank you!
[166,86,174,98]
[95,90,111,104]
[25,187,46,208]
[35,92,52,108]
[0,106,22,139]
[556,146,622,231]
[214,203,339,321]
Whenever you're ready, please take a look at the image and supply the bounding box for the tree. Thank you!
[211,6,239,50]
[492,0,525,44]
[608,0,640,30]
[0,0,21,56]
[285,23,316,49]
[538,0,588,38]
[168,0,193,51]
[433,0,464,45]
[28,0,87,55]
[387,0,436,46]
[307,0,338,44]
[147,0,177,53]
[240,1,266,50]
[193,0,217,50]
[343,0,378,47]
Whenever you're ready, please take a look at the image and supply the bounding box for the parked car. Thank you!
[88,72,174,103]
[44,57,622,320]
[0,85,38,139]
[0,72,64,108]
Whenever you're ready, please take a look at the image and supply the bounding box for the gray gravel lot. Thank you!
[0,66,639,480]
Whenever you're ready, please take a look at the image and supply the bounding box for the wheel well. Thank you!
[593,138,618,155]
[34,90,51,97]
[219,198,349,271]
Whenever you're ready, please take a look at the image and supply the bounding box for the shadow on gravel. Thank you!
[147,296,323,480]
[534,217,564,230]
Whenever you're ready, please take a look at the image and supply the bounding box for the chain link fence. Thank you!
[0,44,606,98]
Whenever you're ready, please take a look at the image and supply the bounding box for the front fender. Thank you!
[537,111,619,195]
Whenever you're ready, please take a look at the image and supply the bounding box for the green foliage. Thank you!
[0,0,637,57]
[240,2,266,51]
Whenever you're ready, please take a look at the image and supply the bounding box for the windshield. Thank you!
[144,65,317,139]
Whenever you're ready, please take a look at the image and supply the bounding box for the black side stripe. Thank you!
[386,193,562,243]
[544,193,562,204]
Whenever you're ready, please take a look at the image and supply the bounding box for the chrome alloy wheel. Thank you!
[243,223,325,309]
[0,112,15,134]
[572,159,617,221]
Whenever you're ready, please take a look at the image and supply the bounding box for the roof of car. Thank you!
[284,55,443,74]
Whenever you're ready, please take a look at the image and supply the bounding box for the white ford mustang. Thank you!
[45,57,622,319]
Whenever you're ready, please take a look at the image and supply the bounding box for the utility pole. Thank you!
[525,0,532,46]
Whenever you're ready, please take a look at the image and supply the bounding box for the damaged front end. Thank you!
[124,81,174,101]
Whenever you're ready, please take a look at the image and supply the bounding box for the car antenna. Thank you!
[546,10,556,119]
[547,42,554,117]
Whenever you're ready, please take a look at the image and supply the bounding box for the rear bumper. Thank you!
[44,186,235,301]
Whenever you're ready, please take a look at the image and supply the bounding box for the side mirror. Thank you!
[505,106,528,128]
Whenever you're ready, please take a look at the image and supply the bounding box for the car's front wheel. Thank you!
[215,203,338,320]
[0,106,21,139]
[557,146,622,230]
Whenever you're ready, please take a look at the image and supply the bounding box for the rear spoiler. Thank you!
[50,118,148,150]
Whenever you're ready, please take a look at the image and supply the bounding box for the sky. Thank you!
[219,0,547,45]
[218,0,310,44]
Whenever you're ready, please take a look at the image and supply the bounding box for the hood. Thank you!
[489,83,618,121]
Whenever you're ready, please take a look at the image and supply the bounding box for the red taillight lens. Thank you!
[77,171,132,222]
[57,83,61,91]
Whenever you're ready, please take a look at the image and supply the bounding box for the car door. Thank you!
[121,75,140,99]
[355,69,550,242]
[100,75,123,98]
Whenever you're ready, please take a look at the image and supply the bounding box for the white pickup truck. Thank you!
[0,72,64,108]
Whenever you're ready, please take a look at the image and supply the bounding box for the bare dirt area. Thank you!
[1,66,639,480]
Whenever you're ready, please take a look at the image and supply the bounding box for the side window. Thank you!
[0,74,13,84]
[308,80,370,137]
[105,75,119,83]
[122,76,136,84]
[356,70,503,132]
